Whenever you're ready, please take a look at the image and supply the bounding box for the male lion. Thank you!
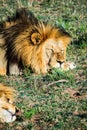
[0,83,19,123]
[0,8,73,75]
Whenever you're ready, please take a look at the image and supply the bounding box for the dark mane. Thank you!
[0,8,39,29]
[10,8,39,25]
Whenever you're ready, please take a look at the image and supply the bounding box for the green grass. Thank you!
[0,0,87,130]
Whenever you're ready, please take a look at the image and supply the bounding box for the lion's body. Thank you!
[0,8,72,75]
[0,84,18,123]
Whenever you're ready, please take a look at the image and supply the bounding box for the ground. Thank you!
[0,0,87,130]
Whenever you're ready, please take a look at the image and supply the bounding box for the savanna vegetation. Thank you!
[0,0,87,129]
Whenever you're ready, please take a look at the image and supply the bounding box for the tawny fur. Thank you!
[0,84,18,123]
[0,8,71,75]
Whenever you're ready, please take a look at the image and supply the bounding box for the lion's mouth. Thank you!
[3,109,16,122]
[7,110,16,118]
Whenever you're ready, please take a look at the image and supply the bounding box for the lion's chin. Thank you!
[0,109,16,123]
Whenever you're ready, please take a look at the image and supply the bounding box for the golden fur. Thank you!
[0,84,18,123]
[0,8,71,75]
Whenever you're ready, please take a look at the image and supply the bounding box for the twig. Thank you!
[46,79,69,87]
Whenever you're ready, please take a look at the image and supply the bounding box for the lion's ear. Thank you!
[31,33,42,45]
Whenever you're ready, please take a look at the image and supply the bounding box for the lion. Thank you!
[0,83,19,123]
[0,8,74,75]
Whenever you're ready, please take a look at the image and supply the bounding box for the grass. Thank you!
[0,0,87,129]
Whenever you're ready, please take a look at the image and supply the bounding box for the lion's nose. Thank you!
[16,108,19,113]
[58,61,64,65]
[15,107,21,116]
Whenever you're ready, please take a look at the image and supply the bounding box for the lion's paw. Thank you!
[61,62,76,71]
[9,63,22,75]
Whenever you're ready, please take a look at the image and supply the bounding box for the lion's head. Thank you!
[47,34,71,68]
[0,84,19,123]
[31,24,71,70]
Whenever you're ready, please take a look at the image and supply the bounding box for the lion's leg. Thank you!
[35,55,48,74]
[7,62,22,75]
[40,64,48,74]
[0,49,7,75]
[32,61,48,74]
[0,68,6,75]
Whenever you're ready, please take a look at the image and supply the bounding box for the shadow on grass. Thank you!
[73,33,87,46]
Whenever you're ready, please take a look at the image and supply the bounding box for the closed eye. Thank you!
[7,98,12,103]
[61,50,64,54]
